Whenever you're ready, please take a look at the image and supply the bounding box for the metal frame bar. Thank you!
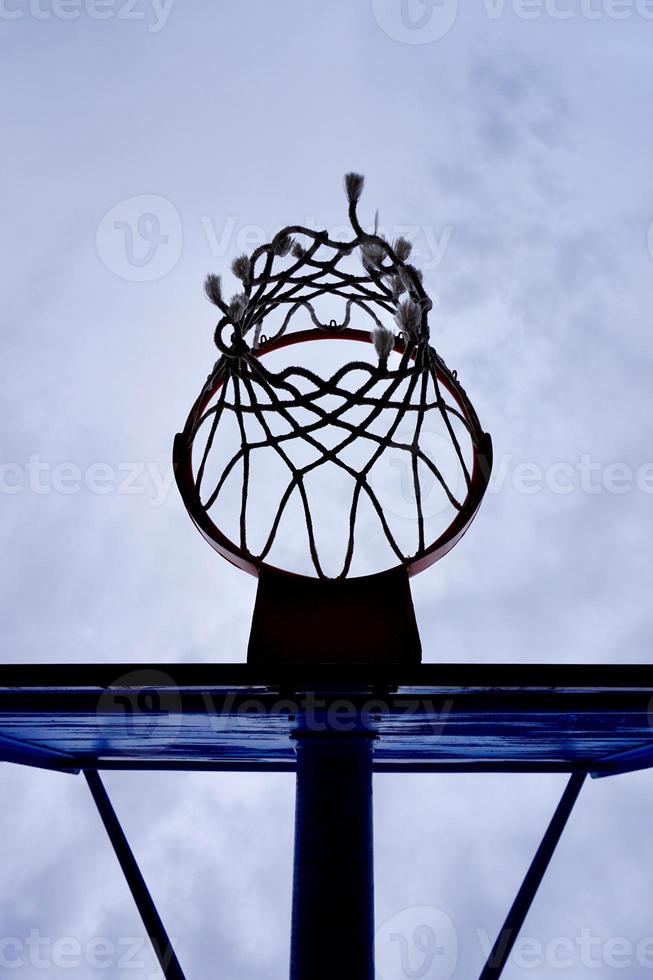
[478,773,586,980]
[0,756,633,775]
[591,741,653,778]
[79,759,594,774]
[2,661,652,686]
[84,770,187,980]
[0,732,78,773]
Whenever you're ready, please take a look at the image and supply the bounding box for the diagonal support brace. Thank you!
[478,772,586,980]
[84,770,187,980]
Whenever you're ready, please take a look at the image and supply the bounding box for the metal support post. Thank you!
[289,734,375,980]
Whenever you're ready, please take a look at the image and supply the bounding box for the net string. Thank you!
[182,173,484,579]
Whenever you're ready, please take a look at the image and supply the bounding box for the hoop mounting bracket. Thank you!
[247,565,422,665]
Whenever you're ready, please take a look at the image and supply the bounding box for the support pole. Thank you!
[289,734,375,980]
[478,772,586,980]
[84,770,187,980]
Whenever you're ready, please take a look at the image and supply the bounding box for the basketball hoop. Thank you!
[173,173,492,584]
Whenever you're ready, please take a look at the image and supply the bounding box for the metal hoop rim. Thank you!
[173,328,493,580]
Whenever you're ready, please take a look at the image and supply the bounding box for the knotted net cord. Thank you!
[180,174,485,580]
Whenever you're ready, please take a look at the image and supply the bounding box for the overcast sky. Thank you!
[2,1,653,977]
